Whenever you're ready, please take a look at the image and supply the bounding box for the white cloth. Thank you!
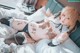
[0,38,35,53]
[0,23,17,38]
[27,7,47,22]
[16,44,35,53]
[36,39,60,53]
[36,38,80,53]
[0,38,11,53]
[0,8,28,19]
[0,7,46,22]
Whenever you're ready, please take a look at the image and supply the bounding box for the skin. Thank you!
[60,6,79,27]
[11,18,28,31]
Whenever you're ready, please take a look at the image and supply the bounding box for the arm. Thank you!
[48,32,69,46]
[52,32,69,45]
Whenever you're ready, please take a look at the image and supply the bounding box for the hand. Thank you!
[52,38,60,45]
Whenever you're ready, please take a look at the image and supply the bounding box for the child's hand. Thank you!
[52,32,69,45]
[52,38,61,45]
[57,32,69,43]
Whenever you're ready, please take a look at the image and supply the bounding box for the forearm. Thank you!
[51,32,69,45]
[55,32,69,43]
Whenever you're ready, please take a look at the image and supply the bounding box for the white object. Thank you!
[27,7,47,22]
[36,38,80,53]
[0,8,28,19]
[0,23,17,38]
[16,44,35,53]
[36,39,60,53]
[52,38,61,45]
